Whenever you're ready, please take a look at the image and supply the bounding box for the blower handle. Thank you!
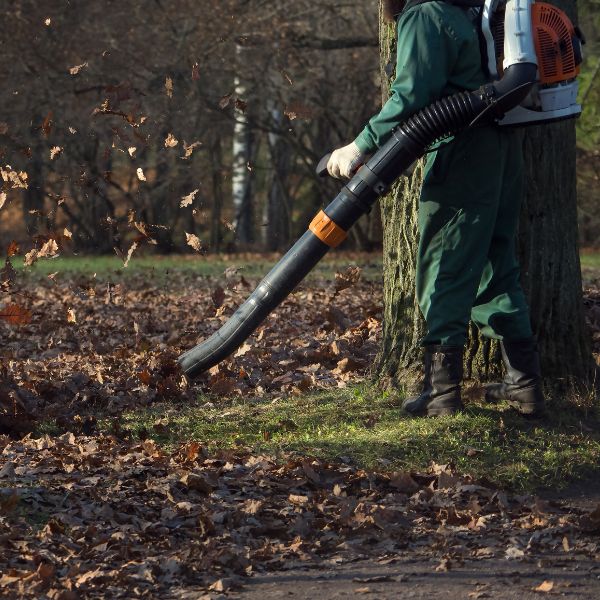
[316,153,332,178]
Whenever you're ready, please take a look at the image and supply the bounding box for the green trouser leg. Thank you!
[416,127,533,346]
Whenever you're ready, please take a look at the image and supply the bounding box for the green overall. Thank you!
[354,1,533,346]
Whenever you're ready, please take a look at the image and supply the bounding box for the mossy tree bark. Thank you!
[375,0,595,391]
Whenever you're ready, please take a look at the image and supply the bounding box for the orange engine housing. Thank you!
[532,3,580,84]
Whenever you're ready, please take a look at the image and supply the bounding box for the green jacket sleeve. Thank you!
[354,7,460,154]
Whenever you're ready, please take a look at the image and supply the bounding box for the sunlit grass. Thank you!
[107,384,600,492]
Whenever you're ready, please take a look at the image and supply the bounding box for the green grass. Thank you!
[13,253,383,283]
[106,384,600,492]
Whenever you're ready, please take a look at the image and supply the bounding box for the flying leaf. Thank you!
[165,76,173,98]
[185,233,203,253]
[164,133,178,148]
[180,189,199,208]
[39,238,59,258]
[69,62,88,75]
[50,146,63,160]
[128,146,137,156]
[181,141,201,160]
[7,241,19,257]
[0,303,32,325]
[63,228,73,239]
[219,93,232,109]
[123,241,139,268]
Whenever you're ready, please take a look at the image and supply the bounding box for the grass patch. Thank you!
[13,253,383,283]
[110,384,600,492]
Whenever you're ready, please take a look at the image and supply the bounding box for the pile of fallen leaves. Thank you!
[1,433,599,598]
[1,262,381,436]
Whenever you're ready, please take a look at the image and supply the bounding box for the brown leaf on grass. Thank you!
[0,304,32,325]
[185,232,203,253]
[389,471,420,494]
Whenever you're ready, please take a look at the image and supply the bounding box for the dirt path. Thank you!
[238,555,600,599]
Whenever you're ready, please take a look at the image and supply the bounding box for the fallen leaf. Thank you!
[534,581,554,593]
[0,304,32,325]
[136,168,146,181]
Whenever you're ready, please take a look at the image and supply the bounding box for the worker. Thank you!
[327,0,545,417]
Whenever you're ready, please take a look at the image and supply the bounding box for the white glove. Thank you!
[327,142,365,179]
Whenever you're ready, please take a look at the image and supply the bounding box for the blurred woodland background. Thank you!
[0,0,598,257]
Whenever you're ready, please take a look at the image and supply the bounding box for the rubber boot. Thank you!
[485,338,545,416]
[402,346,464,417]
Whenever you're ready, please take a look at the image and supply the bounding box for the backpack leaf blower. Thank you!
[178,0,583,379]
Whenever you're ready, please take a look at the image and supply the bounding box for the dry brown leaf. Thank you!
[123,241,139,268]
[0,303,32,325]
[181,140,201,159]
[185,232,203,253]
[534,581,554,593]
[69,61,88,75]
[50,146,63,160]
[164,133,178,148]
[165,76,173,98]
[180,189,199,208]
[63,228,73,239]
[67,308,77,323]
[7,241,19,257]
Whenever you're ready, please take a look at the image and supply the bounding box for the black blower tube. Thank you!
[178,63,537,379]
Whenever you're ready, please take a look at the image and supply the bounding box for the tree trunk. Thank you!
[264,101,291,251]
[375,0,594,391]
[231,43,255,246]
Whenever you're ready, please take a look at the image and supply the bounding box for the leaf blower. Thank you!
[178,0,583,379]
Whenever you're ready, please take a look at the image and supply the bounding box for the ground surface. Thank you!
[2,253,600,598]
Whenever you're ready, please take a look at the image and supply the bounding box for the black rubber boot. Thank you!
[402,346,464,417]
[485,338,545,416]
